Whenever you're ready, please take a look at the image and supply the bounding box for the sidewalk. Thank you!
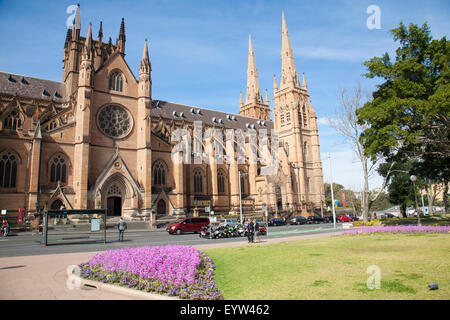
[0,230,343,300]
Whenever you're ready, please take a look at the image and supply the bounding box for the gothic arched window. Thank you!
[194,169,203,193]
[109,71,123,92]
[217,170,226,193]
[153,161,166,186]
[50,154,68,184]
[0,150,18,188]
[3,110,23,131]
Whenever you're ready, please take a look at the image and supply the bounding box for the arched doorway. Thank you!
[107,197,122,217]
[156,199,166,217]
[105,182,124,217]
[50,199,64,210]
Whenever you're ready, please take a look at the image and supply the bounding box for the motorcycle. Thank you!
[257,226,267,236]
[236,224,246,237]
[212,226,227,239]
[224,225,239,238]
[199,225,212,238]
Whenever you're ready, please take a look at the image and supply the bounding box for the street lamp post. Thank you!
[238,171,243,224]
[328,153,337,229]
[410,175,422,226]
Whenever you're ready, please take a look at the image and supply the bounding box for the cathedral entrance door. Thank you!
[157,199,166,217]
[107,197,122,217]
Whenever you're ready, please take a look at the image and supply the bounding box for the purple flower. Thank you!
[79,245,223,300]
[343,225,450,235]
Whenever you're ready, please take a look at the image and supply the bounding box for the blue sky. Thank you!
[0,0,448,191]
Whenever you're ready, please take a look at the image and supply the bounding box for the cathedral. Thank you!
[0,5,325,223]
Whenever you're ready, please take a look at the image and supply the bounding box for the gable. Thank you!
[94,51,138,97]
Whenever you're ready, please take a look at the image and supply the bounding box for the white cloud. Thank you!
[317,117,332,126]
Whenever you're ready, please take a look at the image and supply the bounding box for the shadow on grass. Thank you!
[355,280,416,294]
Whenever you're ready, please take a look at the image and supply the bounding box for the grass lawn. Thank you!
[203,233,450,300]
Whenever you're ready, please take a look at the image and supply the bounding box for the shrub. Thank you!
[352,219,382,227]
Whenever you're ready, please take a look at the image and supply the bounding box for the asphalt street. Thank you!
[0,223,344,258]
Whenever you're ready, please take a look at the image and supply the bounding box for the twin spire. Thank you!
[241,11,308,119]
[245,34,264,105]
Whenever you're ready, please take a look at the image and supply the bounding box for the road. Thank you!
[0,222,344,258]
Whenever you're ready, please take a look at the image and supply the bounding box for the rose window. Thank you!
[97,105,133,139]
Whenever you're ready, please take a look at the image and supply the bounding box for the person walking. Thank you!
[117,217,127,242]
[253,218,260,243]
[247,218,254,244]
[2,219,9,237]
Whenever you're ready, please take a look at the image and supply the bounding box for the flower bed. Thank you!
[344,225,450,235]
[78,245,223,300]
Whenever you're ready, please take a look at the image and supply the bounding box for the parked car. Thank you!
[348,215,360,221]
[268,218,286,226]
[337,215,352,222]
[219,218,239,228]
[290,216,307,225]
[381,213,395,219]
[166,217,210,235]
[255,219,267,227]
[307,215,326,224]
[324,215,335,223]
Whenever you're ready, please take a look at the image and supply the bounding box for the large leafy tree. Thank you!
[357,22,449,212]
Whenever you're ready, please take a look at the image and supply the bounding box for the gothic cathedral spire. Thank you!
[280,11,300,90]
[245,34,262,105]
[239,34,271,121]
[117,18,126,54]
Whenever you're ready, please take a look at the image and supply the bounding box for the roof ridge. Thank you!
[154,99,273,123]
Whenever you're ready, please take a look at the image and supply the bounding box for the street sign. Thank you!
[205,206,210,213]
[91,219,101,232]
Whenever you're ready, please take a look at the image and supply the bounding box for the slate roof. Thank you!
[151,100,274,131]
[0,71,66,102]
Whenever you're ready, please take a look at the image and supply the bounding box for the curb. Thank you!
[70,270,180,300]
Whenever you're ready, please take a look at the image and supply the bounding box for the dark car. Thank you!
[290,216,307,225]
[166,217,210,235]
[268,218,286,226]
[324,215,335,223]
[348,215,360,221]
[307,215,326,224]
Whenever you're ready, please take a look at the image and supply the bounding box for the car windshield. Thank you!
[174,218,185,223]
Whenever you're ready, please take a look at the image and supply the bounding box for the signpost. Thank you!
[209,210,214,240]
[262,205,268,237]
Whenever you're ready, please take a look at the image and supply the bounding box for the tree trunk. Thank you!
[362,158,370,222]
[444,181,449,214]
[400,204,407,218]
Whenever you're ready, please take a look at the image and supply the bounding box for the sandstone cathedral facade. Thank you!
[0,6,325,222]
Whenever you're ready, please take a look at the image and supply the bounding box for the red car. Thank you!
[337,216,352,222]
[166,217,210,235]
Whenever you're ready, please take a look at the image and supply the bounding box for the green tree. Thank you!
[357,22,449,212]
[377,160,426,217]
[324,183,344,208]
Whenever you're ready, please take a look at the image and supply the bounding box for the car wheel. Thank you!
[176,229,182,235]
